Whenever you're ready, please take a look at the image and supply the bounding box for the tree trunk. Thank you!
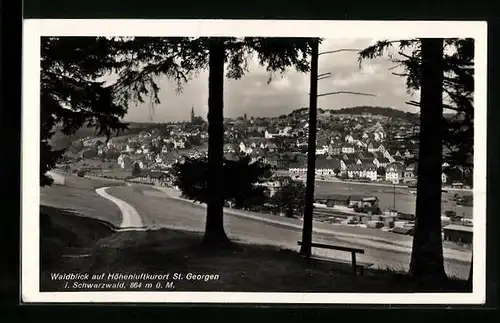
[409,38,447,287]
[300,38,319,258]
[203,38,230,247]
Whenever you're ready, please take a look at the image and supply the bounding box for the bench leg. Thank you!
[351,252,357,276]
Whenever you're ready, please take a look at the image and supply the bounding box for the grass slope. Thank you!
[40,206,469,293]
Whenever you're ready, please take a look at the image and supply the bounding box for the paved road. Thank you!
[95,187,144,229]
[105,184,472,279]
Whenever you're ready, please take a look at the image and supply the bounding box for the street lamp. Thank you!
[300,39,377,259]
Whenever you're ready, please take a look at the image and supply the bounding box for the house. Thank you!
[288,161,307,176]
[443,224,473,244]
[442,172,449,184]
[347,163,377,181]
[315,158,346,177]
[278,126,293,136]
[374,157,390,169]
[223,143,237,153]
[348,195,380,208]
[117,154,132,169]
[404,163,418,181]
[345,134,354,143]
[264,129,279,139]
[267,143,278,152]
[328,144,342,156]
[342,145,356,154]
[145,171,170,183]
[377,144,386,153]
[356,157,376,165]
[385,162,405,183]
[173,138,185,149]
[367,142,378,153]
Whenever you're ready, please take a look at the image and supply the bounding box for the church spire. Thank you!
[191,106,195,122]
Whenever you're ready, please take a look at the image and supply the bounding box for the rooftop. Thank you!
[443,224,474,233]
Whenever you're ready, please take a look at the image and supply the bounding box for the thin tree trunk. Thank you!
[409,38,447,286]
[300,38,319,258]
[203,38,230,246]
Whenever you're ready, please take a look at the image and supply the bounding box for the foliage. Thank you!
[270,180,306,218]
[377,167,386,176]
[131,162,142,177]
[40,37,317,187]
[171,155,273,209]
[358,38,474,172]
[40,36,200,186]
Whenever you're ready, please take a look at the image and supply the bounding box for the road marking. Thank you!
[95,187,145,230]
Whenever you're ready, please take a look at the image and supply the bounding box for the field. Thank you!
[40,174,125,226]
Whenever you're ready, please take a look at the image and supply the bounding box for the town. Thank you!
[52,105,473,246]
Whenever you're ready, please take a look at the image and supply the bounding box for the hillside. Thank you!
[288,106,418,120]
[329,106,417,119]
[49,122,158,150]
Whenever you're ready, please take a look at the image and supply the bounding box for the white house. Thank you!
[117,154,132,169]
[316,146,328,155]
[442,172,449,184]
[288,162,307,175]
[173,139,185,149]
[345,134,354,143]
[315,158,346,176]
[346,163,377,181]
[278,126,293,136]
[385,163,405,183]
[265,130,279,139]
[342,145,356,154]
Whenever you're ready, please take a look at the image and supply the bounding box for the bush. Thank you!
[76,170,85,177]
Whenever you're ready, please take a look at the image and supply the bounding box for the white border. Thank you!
[22,19,488,304]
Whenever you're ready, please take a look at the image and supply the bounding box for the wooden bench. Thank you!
[297,241,373,276]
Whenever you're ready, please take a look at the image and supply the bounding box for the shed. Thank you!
[443,224,473,244]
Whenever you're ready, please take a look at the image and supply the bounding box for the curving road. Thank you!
[40,174,472,279]
[95,187,145,229]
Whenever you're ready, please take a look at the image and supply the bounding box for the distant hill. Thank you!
[289,106,418,120]
[329,106,417,119]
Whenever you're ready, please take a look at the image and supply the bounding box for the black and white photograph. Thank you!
[22,20,487,303]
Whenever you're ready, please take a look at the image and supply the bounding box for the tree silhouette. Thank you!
[186,37,316,246]
[40,36,197,186]
[132,162,141,177]
[171,155,273,209]
[359,38,474,287]
[271,180,306,218]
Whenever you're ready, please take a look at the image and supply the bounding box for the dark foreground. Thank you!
[40,205,470,293]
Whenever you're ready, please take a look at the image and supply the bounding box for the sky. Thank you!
[119,38,420,122]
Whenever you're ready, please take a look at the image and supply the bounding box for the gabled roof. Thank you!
[315,158,342,170]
